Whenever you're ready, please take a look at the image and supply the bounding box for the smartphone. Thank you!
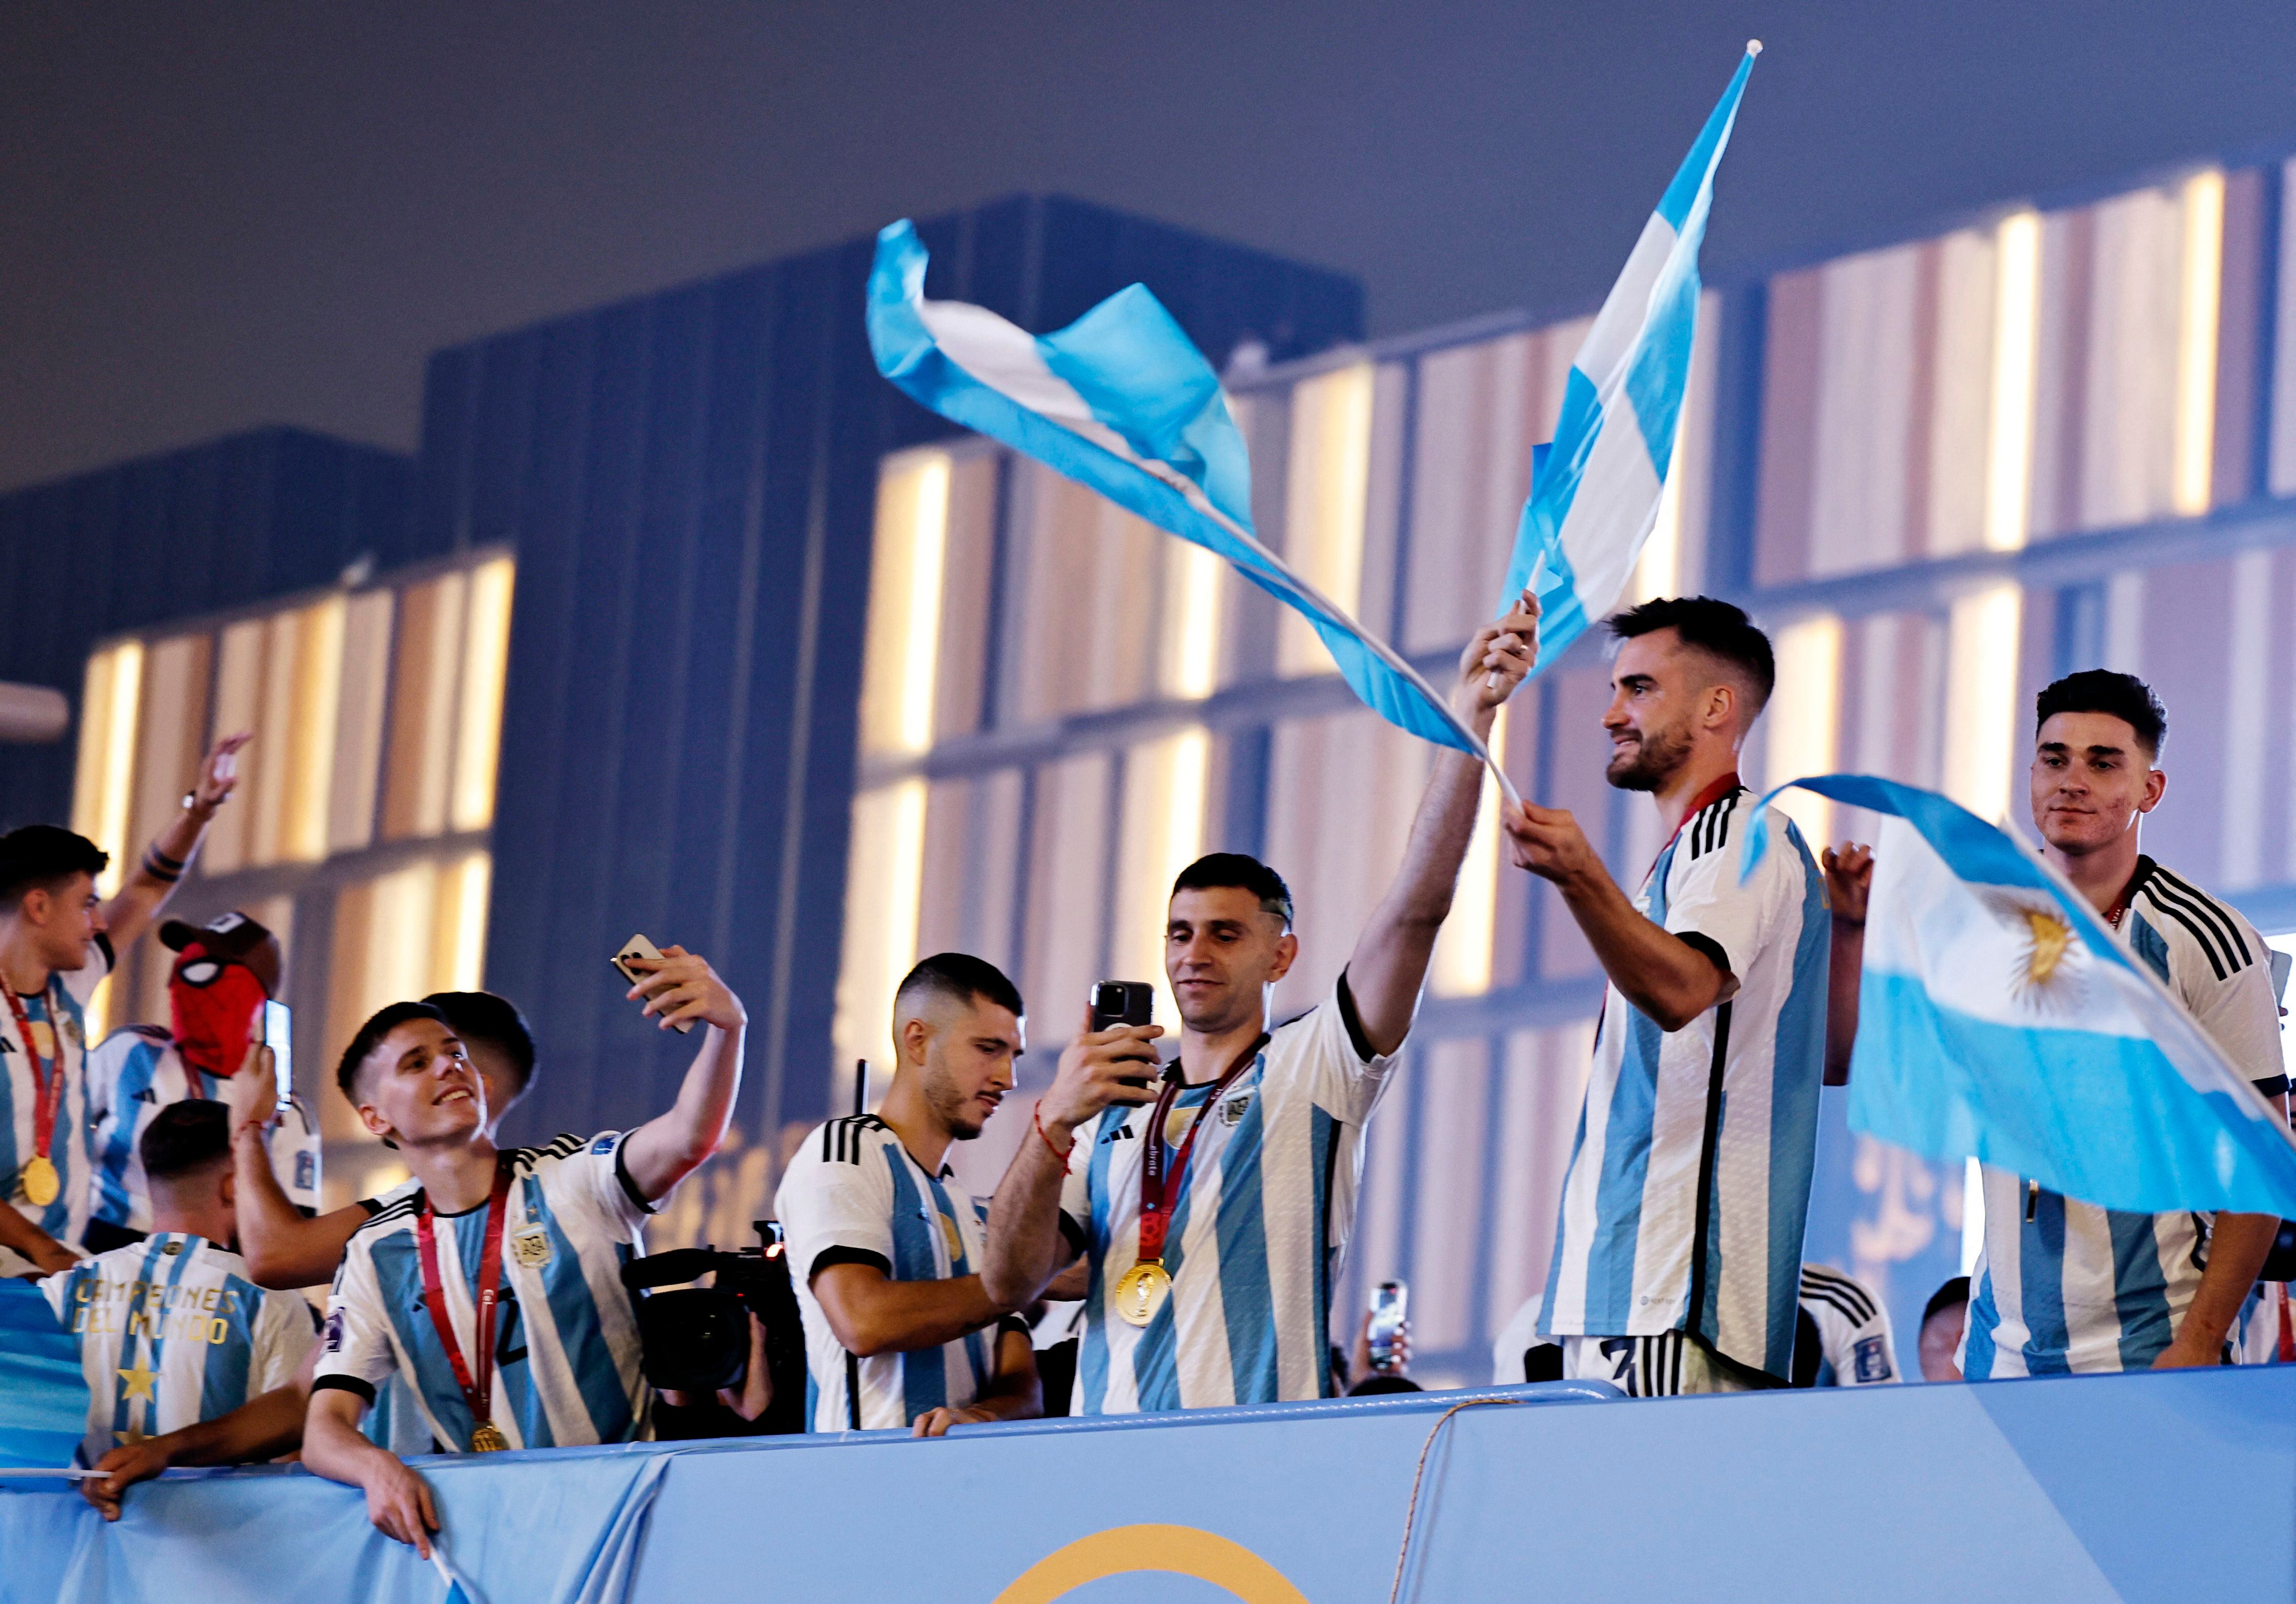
[1367,1280,1408,1371]
[260,1001,294,1115]
[1090,981,1158,1088]
[613,934,694,1034]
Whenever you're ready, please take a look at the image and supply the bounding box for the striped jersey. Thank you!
[1964,858,2286,1378]
[2,939,110,1253]
[84,1028,322,1235]
[776,1114,1005,1431]
[1060,973,1397,1414]
[313,1133,654,1452]
[1794,1264,1898,1386]
[1539,782,1830,1383]
[42,1232,315,1467]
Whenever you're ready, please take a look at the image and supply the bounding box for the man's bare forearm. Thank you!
[1824,921,1863,1085]
[815,1266,1012,1356]
[1556,867,1730,1031]
[973,1333,1043,1422]
[2179,1212,2278,1354]
[234,1127,363,1289]
[984,1130,1073,1309]
[1347,745,1489,1056]
[0,1206,71,1273]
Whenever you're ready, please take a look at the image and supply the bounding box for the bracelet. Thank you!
[1032,1104,1073,1171]
[140,849,184,885]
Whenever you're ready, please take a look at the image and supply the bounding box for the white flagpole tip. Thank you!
[1746,40,1763,55]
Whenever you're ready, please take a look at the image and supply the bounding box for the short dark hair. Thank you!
[1922,1275,1971,1325]
[422,991,536,1095]
[335,1000,450,1103]
[1607,596,1776,719]
[1171,853,1294,931]
[894,953,1025,1023]
[140,1098,231,1184]
[2035,670,2166,758]
[0,825,108,911]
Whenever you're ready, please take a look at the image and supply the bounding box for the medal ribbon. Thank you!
[4,981,65,1172]
[1135,1034,1269,1266]
[414,1155,514,1448]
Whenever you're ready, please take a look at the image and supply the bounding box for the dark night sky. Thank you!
[7,2,2296,492]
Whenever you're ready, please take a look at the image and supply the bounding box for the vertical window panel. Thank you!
[1405,334,1541,653]
[71,641,143,898]
[1278,363,1374,675]
[928,458,998,743]
[1158,539,1225,701]
[2269,159,2296,495]
[1111,730,1209,1026]
[450,558,514,833]
[380,571,466,841]
[1429,706,1509,999]
[1921,229,1998,559]
[1984,211,2041,553]
[1764,616,1844,846]
[329,589,395,854]
[1488,1022,1596,1355]
[2173,169,2225,517]
[434,852,491,992]
[126,635,212,876]
[1628,292,1722,601]
[284,599,345,864]
[1408,1038,1489,1361]
[915,777,977,962]
[1020,754,1112,1044]
[2219,549,2273,888]
[1004,467,1163,724]
[832,780,927,1076]
[1807,244,1921,578]
[2078,186,2184,532]
[1754,266,1824,585]
[1942,585,2024,822]
[201,620,265,875]
[857,449,951,755]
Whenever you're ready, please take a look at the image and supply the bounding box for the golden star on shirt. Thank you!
[117,1359,159,1402]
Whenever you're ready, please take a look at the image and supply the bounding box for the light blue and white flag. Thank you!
[0,1277,87,1471]
[1743,774,2296,1216]
[867,221,1517,806]
[1501,43,1759,668]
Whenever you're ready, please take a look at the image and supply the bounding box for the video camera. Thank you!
[621,1220,806,1435]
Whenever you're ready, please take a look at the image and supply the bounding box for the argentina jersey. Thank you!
[2,943,108,1253]
[1539,782,1829,1383]
[1060,973,1396,1414]
[1965,858,2287,1377]
[43,1233,315,1467]
[777,1114,1002,1431]
[84,1027,322,1235]
[313,1133,653,1452]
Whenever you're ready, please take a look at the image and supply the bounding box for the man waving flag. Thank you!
[1503,43,1759,670]
[1742,773,2296,1220]
[865,222,1522,806]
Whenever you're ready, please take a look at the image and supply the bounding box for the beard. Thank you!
[1605,722,1693,792]
[924,1078,987,1141]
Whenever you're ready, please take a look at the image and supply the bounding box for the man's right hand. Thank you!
[225,1042,279,1139]
[1821,844,1874,927]
[362,1453,440,1558]
[1035,1009,1163,1138]
[81,1438,171,1520]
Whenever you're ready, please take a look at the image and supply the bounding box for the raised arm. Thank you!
[1821,844,1873,1085]
[1345,593,1539,1056]
[101,732,249,954]
[618,946,747,1202]
[224,1044,369,1288]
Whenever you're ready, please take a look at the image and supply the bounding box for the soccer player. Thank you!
[1791,1263,1898,1387]
[1502,597,1827,1395]
[229,989,537,1291]
[83,911,319,1251]
[1917,1277,1970,1382]
[1831,672,2284,1375]
[42,1100,316,1471]
[303,947,744,1557]
[776,953,1040,1436]
[0,732,248,1274]
[981,596,1539,1412]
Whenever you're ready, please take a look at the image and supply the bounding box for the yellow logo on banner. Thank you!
[995,1524,1308,1604]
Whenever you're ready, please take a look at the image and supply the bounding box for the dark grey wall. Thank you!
[0,427,416,833]
[421,194,1363,1149]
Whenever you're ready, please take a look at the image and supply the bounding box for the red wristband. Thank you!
[1033,1104,1073,1172]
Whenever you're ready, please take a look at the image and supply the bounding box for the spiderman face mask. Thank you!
[169,940,269,1078]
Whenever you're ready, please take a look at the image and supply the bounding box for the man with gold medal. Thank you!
[0,731,249,1277]
[982,594,1540,1414]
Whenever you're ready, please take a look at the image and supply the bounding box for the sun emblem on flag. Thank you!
[1983,893,2084,1011]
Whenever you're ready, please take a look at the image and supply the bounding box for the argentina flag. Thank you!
[867,220,1516,805]
[1743,774,2296,1217]
[1502,43,1758,668]
[0,1278,87,1471]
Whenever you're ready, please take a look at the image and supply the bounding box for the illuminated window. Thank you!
[1112,730,1210,1023]
[381,571,468,841]
[1429,707,1509,998]
[1942,586,2023,823]
[2173,168,2225,518]
[1279,363,1375,676]
[451,558,515,832]
[1984,210,2041,553]
[70,641,143,898]
[831,779,928,1081]
[858,450,953,755]
[1765,616,1845,845]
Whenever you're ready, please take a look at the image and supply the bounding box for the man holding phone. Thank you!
[981,596,1539,1412]
[776,953,1041,1435]
[302,944,745,1557]
[83,911,319,1251]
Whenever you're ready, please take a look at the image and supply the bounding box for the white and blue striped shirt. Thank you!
[1539,783,1830,1383]
[1964,859,2287,1378]
[313,1133,654,1452]
[1059,974,1397,1414]
[84,1028,321,1237]
[42,1233,315,1467]
[777,1114,1006,1431]
[2,941,109,1255]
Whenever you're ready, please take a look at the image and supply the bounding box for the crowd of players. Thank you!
[2,589,2287,1553]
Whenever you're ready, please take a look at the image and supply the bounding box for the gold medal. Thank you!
[468,1422,509,1453]
[1113,1261,1172,1327]
[18,1155,58,1208]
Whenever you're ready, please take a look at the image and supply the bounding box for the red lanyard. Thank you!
[4,982,64,1165]
[1137,1035,1267,1265]
[414,1157,513,1443]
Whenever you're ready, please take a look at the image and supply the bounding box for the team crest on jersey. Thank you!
[1852,1335,1892,1383]
[510,1228,553,1269]
[323,1307,345,1353]
[591,1134,617,1156]
[1219,1093,1252,1127]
